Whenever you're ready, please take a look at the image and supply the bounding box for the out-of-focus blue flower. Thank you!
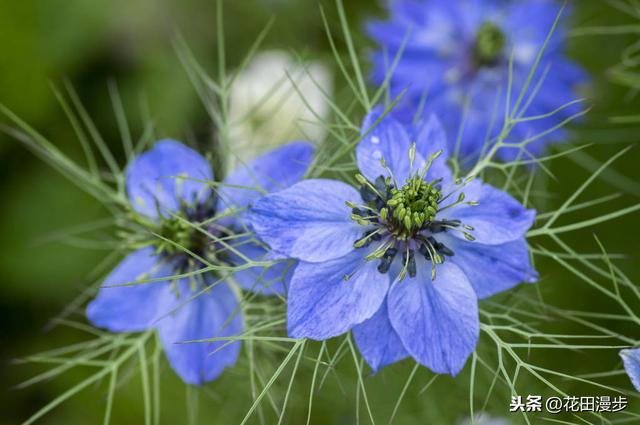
[249,107,537,375]
[87,139,313,385]
[621,348,640,391]
[368,0,587,164]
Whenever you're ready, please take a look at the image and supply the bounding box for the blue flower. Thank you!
[249,108,538,375]
[87,139,313,385]
[621,348,640,391]
[368,0,587,164]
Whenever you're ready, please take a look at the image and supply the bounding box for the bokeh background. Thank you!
[1,0,639,424]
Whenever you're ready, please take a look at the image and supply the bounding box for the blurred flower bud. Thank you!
[226,50,332,170]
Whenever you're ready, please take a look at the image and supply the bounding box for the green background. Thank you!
[1,0,639,423]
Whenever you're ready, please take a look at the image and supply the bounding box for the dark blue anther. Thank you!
[374,176,387,194]
[429,223,445,233]
[377,247,398,274]
[369,230,382,241]
[435,242,454,257]
[352,208,366,217]
[377,257,392,273]
[403,249,416,278]
[360,185,377,203]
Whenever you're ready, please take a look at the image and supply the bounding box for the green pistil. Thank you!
[386,176,442,236]
[156,214,199,256]
[348,145,482,281]
[474,21,506,66]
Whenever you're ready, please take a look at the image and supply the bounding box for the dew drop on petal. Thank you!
[371,136,380,145]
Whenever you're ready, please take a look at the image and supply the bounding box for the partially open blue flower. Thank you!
[621,348,640,391]
[249,108,538,375]
[87,139,313,385]
[368,0,587,164]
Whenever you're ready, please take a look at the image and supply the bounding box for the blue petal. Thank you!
[249,179,363,263]
[126,140,213,220]
[444,180,536,245]
[504,0,567,51]
[287,251,390,340]
[158,280,242,386]
[357,106,416,185]
[441,235,538,299]
[412,114,453,183]
[422,92,497,165]
[229,236,292,295]
[621,349,640,392]
[414,114,449,158]
[353,297,409,373]
[86,248,177,332]
[217,141,314,214]
[387,260,479,376]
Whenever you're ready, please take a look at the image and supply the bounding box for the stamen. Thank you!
[428,219,461,233]
[437,192,478,213]
[343,259,369,281]
[398,248,416,279]
[356,174,384,199]
[408,142,417,175]
[419,150,443,180]
[428,221,475,241]
[346,201,379,214]
[345,241,393,281]
[379,158,399,189]
[350,213,379,227]
[353,228,384,248]
[415,235,442,280]
[365,238,395,261]
[351,207,367,217]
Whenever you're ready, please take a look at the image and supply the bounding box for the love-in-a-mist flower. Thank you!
[368,0,587,164]
[87,139,312,384]
[249,107,538,375]
[620,348,640,391]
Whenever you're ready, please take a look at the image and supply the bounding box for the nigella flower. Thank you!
[368,0,587,164]
[87,139,312,384]
[620,349,640,391]
[249,107,538,374]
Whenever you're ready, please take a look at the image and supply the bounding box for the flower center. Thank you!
[473,21,505,67]
[348,149,476,281]
[143,198,222,271]
[384,176,442,237]
[157,214,204,257]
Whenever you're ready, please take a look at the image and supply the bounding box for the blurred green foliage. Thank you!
[1,0,639,424]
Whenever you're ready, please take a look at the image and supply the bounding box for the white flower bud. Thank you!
[226,50,332,171]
